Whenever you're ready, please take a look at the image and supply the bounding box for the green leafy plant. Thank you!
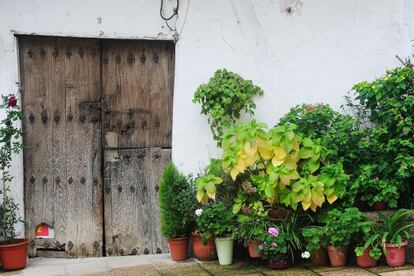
[256,226,288,261]
[196,120,348,214]
[0,94,24,244]
[349,66,414,208]
[158,162,196,239]
[195,202,235,242]
[236,214,270,245]
[193,69,263,145]
[354,223,383,260]
[324,208,371,248]
[302,226,327,253]
[278,103,365,208]
[377,209,414,246]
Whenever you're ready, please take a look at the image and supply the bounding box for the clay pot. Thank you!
[268,208,290,219]
[0,239,29,271]
[311,247,328,265]
[327,245,348,267]
[372,201,388,211]
[247,240,262,258]
[356,248,377,268]
[385,240,408,267]
[268,258,289,269]
[355,200,369,212]
[192,233,217,261]
[168,237,189,261]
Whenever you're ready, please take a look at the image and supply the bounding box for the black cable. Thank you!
[160,0,179,21]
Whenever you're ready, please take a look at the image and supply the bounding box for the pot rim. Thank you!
[215,237,233,241]
[168,237,190,241]
[385,240,408,247]
[327,245,348,250]
[0,238,29,248]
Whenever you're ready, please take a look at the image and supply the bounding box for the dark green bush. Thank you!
[158,162,196,238]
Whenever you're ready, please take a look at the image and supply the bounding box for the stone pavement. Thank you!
[2,255,414,275]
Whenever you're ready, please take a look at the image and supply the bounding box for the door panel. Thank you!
[20,37,103,257]
[102,40,174,256]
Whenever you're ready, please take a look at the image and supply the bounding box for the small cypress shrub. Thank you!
[159,162,195,238]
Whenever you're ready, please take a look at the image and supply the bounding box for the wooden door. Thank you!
[20,37,174,258]
[101,40,174,256]
[20,36,103,257]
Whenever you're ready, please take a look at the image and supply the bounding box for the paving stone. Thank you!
[200,261,261,275]
[379,269,414,275]
[318,267,376,276]
[112,265,160,276]
[262,267,317,275]
[0,269,22,276]
[150,255,197,270]
[309,265,354,273]
[66,261,109,276]
[160,264,210,275]
[20,264,66,276]
[367,264,414,273]
[106,255,152,269]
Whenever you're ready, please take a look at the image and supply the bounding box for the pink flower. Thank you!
[268,227,279,237]
[400,115,404,121]
[374,176,379,181]
[258,244,264,250]
[271,242,277,247]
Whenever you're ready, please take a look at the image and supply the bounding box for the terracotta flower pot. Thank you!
[311,247,328,265]
[192,233,217,261]
[385,240,408,267]
[355,200,369,212]
[268,208,290,219]
[372,201,388,211]
[327,245,348,267]
[168,237,189,261]
[268,258,289,269]
[0,239,29,271]
[247,240,262,258]
[357,248,377,268]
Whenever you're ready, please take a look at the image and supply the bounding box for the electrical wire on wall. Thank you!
[160,0,179,32]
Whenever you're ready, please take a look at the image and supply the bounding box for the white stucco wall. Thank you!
[0,0,413,235]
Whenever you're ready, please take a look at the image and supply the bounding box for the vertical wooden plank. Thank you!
[102,40,150,149]
[20,37,55,255]
[64,38,102,257]
[148,42,174,148]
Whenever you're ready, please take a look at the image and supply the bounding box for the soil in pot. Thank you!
[168,237,189,261]
[247,240,262,258]
[327,245,348,267]
[357,248,377,268]
[215,237,234,265]
[268,258,289,269]
[0,239,29,271]
[192,233,217,261]
[385,240,408,267]
[372,201,388,211]
[311,247,328,265]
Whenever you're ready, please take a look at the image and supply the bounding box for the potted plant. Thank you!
[354,220,382,268]
[236,214,270,258]
[302,226,328,265]
[324,208,368,267]
[378,209,414,267]
[193,207,217,261]
[257,226,289,269]
[196,202,235,265]
[0,94,27,271]
[159,162,196,261]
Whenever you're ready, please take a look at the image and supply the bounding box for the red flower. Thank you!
[306,104,314,112]
[8,96,17,107]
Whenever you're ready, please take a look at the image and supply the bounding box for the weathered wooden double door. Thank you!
[19,36,174,257]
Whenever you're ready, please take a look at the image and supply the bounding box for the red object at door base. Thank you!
[0,239,29,271]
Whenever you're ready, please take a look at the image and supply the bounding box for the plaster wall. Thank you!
[0,0,413,235]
